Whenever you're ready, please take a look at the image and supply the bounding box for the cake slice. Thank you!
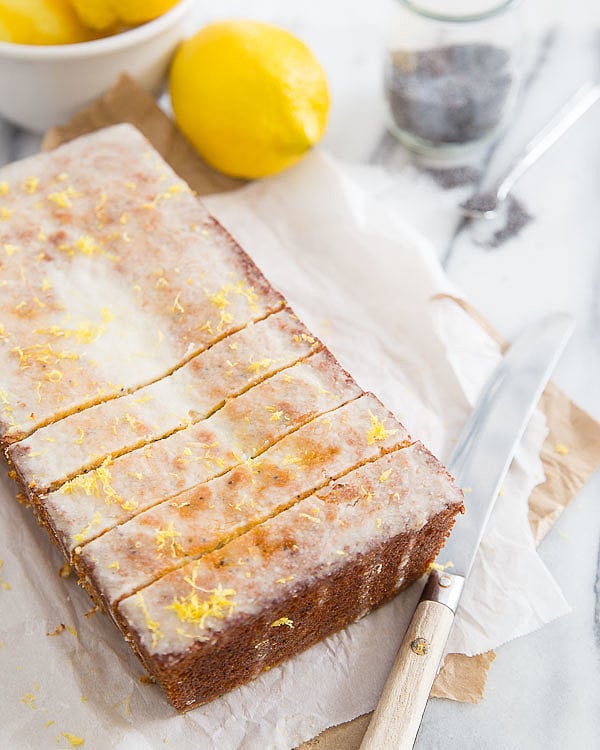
[116,445,463,710]
[7,308,319,492]
[35,349,362,557]
[0,124,283,443]
[76,394,410,609]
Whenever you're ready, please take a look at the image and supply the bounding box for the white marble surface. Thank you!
[1,1,600,747]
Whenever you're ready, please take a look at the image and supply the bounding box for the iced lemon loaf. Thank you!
[2,124,463,712]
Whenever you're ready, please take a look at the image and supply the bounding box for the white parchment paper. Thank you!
[0,151,569,750]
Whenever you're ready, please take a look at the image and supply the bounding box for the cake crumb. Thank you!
[59,562,72,578]
[140,674,156,685]
[47,623,65,637]
[15,491,30,508]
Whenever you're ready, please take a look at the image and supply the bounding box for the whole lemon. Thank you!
[0,0,97,45]
[169,21,330,179]
[69,0,180,31]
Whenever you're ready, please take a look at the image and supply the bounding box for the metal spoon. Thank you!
[461,81,600,219]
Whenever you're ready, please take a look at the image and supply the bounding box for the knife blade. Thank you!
[359,311,574,750]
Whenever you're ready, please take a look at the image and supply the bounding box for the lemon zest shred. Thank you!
[21,692,37,709]
[11,342,78,369]
[61,732,84,747]
[270,617,294,628]
[45,369,62,383]
[166,575,236,631]
[247,357,274,374]
[22,177,39,194]
[73,512,101,544]
[155,522,184,558]
[48,190,73,208]
[137,593,163,648]
[429,560,454,572]
[171,294,185,314]
[0,559,10,591]
[366,411,397,446]
[61,457,136,512]
[75,235,101,256]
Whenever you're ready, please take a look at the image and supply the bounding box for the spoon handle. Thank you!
[496,82,600,202]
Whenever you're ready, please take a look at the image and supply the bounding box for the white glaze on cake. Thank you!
[42,349,362,554]
[79,393,410,605]
[117,443,460,657]
[0,124,282,441]
[8,308,318,491]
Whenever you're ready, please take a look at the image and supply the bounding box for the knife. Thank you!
[359,311,574,750]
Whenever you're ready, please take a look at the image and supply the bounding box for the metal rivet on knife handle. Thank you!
[410,637,430,656]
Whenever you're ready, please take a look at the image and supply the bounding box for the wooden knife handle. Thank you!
[359,572,464,750]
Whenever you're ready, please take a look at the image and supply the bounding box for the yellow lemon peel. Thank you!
[170,21,329,178]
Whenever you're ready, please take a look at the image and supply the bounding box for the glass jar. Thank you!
[384,0,524,155]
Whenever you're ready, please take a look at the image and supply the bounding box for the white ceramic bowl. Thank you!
[0,0,196,133]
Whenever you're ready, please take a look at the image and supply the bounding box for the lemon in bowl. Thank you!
[68,0,181,31]
[169,20,330,179]
[0,0,194,133]
[0,0,98,45]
